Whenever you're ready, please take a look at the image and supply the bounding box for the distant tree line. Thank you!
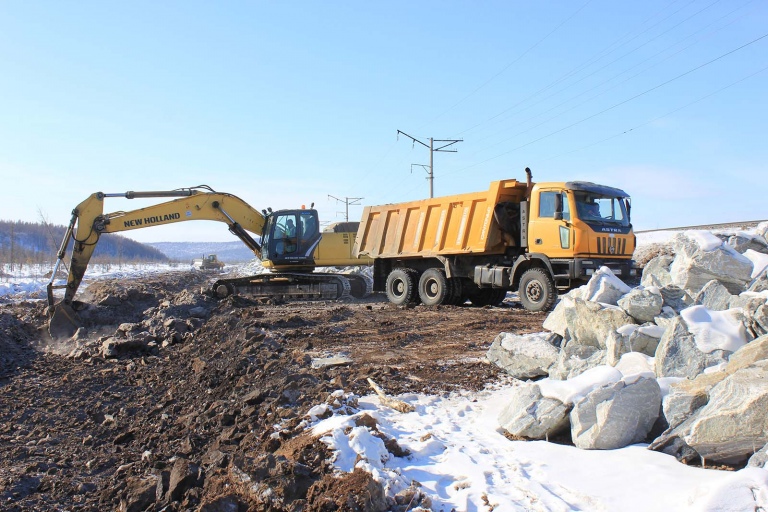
[0,219,168,272]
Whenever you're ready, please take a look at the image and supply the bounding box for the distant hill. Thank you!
[148,241,256,263]
[0,220,168,266]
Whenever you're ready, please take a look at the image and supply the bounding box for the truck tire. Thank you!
[418,268,449,306]
[386,268,418,305]
[446,278,466,305]
[519,268,557,312]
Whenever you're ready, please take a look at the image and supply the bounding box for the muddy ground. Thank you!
[0,271,546,511]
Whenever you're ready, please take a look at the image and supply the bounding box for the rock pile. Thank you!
[488,224,768,466]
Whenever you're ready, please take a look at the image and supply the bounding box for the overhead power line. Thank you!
[539,62,768,162]
[442,30,768,176]
[416,0,593,131]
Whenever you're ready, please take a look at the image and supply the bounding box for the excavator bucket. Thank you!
[48,303,81,339]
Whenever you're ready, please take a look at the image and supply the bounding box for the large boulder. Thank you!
[694,280,733,311]
[605,324,664,365]
[748,443,768,468]
[757,222,768,243]
[651,361,768,465]
[669,231,753,295]
[542,289,583,337]
[727,233,768,254]
[747,269,768,293]
[641,255,674,288]
[549,341,606,380]
[564,299,636,349]
[581,266,631,305]
[617,287,663,323]
[486,332,559,379]
[497,383,570,439]
[570,377,661,450]
[661,334,768,429]
[654,316,732,379]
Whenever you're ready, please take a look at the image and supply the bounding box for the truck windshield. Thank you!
[574,192,629,226]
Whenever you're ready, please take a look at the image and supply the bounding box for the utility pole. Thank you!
[328,195,364,222]
[397,130,462,198]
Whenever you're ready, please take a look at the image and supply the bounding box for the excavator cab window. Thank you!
[263,210,322,265]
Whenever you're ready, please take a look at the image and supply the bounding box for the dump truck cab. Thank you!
[528,181,635,283]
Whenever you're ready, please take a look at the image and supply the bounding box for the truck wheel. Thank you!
[446,278,466,305]
[519,268,557,312]
[386,269,418,305]
[418,268,449,306]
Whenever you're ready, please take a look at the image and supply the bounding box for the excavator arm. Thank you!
[47,186,266,337]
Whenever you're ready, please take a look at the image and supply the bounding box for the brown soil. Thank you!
[0,270,545,511]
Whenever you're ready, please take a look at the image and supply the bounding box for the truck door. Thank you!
[527,189,573,259]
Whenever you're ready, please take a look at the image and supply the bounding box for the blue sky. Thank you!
[1,1,766,243]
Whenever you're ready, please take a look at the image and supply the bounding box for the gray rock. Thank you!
[486,332,560,379]
[571,377,661,450]
[651,361,768,465]
[618,288,663,323]
[119,475,158,512]
[100,336,149,358]
[748,269,768,293]
[543,289,583,337]
[659,285,694,312]
[581,267,631,305]
[653,306,678,329]
[747,443,768,468]
[694,280,733,311]
[669,233,753,295]
[641,255,674,289]
[167,457,204,502]
[549,340,606,380]
[740,299,768,338]
[757,222,768,244]
[605,325,661,365]
[727,233,768,254]
[662,386,709,430]
[629,324,664,357]
[189,306,208,318]
[498,383,571,439]
[564,299,636,349]
[660,334,768,430]
[654,316,730,379]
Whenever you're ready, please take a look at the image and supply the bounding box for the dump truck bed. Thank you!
[353,179,528,259]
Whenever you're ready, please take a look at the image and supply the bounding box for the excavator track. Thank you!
[211,272,357,301]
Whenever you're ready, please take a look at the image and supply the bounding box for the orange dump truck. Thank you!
[353,170,636,311]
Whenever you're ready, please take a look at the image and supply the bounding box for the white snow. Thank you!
[684,229,724,252]
[535,365,623,405]
[310,383,768,512]
[744,249,768,278]
[681,305,748,353]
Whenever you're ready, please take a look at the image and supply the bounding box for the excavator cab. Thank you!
[262,209,322,268]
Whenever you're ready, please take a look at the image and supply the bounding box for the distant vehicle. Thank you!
[192,254,225,270]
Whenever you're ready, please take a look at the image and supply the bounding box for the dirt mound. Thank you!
[0,310,38,378]
[0,272,545,510]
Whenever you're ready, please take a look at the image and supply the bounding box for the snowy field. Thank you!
[310,381,768,512]
[3,230,768,510]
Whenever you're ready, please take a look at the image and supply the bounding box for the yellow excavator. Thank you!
[47,186,372,338]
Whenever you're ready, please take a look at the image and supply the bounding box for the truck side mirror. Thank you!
[554,194,563,221]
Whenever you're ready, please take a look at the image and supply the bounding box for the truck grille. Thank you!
[596,236,627,255]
